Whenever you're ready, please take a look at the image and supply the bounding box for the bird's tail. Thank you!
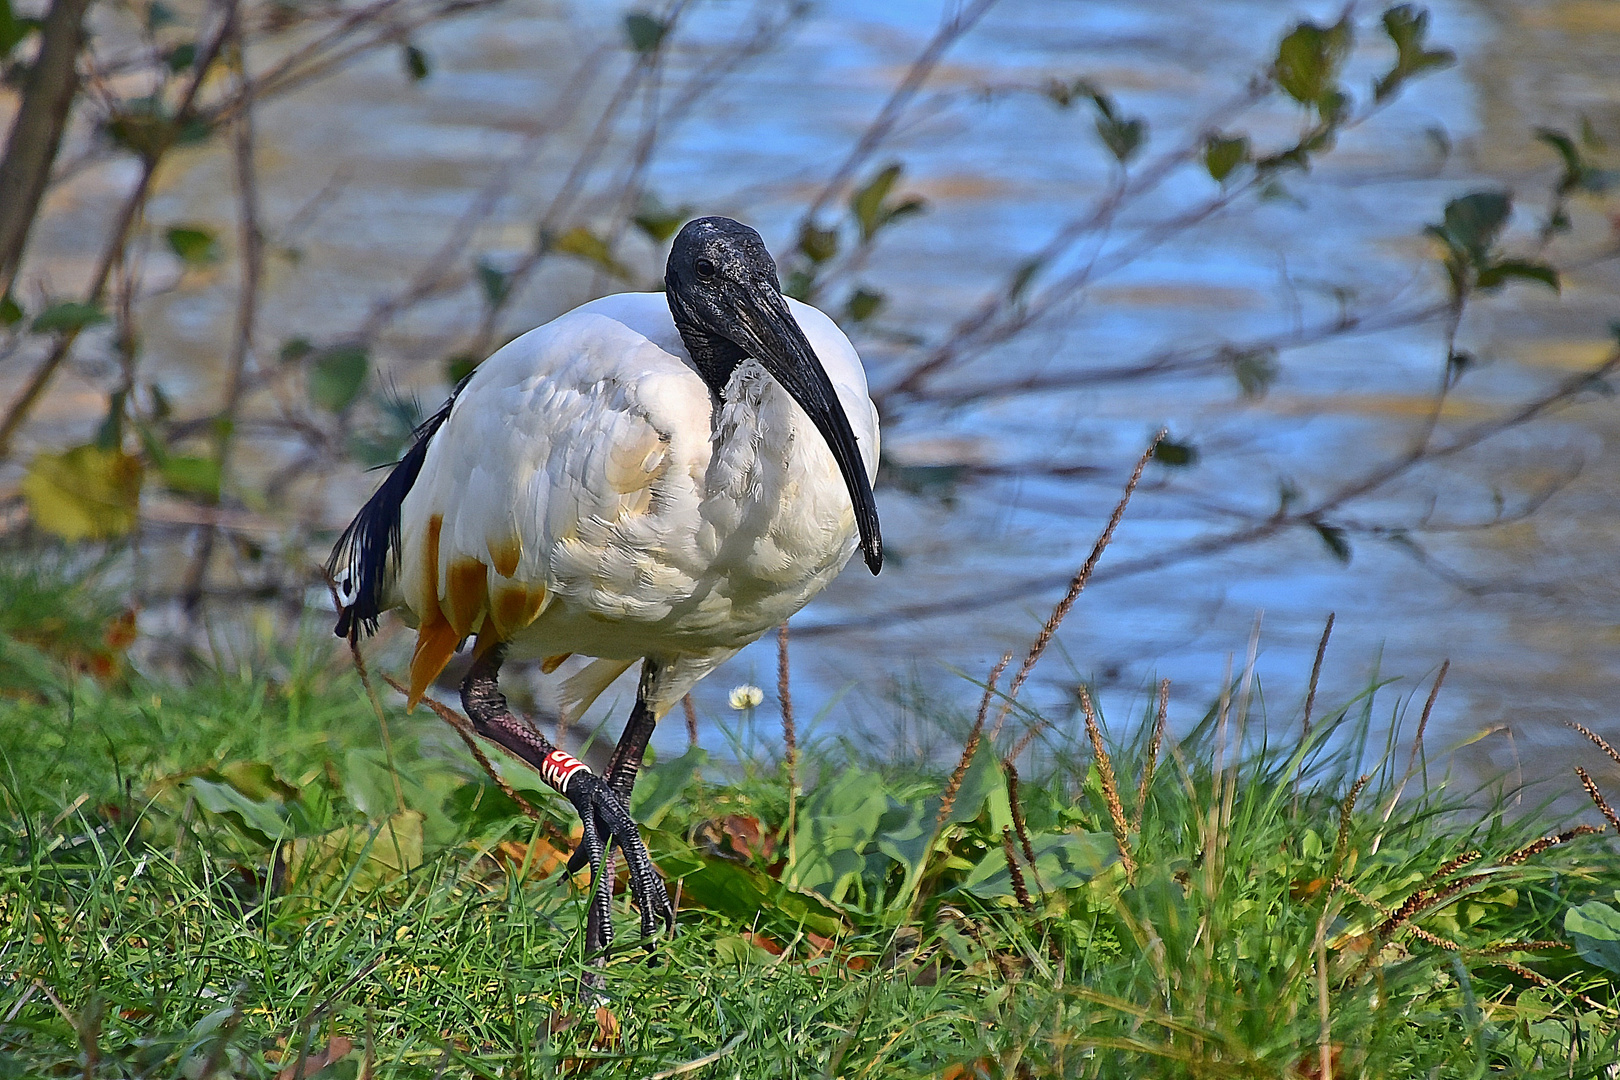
[327,390,460,639]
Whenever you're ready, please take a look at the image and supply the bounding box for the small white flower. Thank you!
[728,684,764,710]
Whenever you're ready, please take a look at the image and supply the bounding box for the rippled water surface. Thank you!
[9,0,1620,786]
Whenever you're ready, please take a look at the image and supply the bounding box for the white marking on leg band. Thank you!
[541,749,589,793]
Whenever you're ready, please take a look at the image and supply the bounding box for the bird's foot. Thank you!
[561,769,675,959]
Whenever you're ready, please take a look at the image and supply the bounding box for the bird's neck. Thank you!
[669,299,747,397]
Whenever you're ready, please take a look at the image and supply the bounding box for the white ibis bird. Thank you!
[327,216,882,961]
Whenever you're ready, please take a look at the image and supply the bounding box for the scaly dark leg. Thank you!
[460,645,673,966]
[566,661,668,956]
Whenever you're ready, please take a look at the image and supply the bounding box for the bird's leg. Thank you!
[566,661,671,952]
[460,645,673,968]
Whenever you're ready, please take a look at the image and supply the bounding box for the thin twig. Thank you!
[182,8,265,612]
[380,674,539,821]
[778,621,797,888]
[991,431,1164,734]
[1567,720,1620,767]
[683,694,698,748]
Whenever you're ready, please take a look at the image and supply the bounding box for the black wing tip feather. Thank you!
[327,390,460,640]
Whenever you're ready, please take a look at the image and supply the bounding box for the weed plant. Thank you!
[2,604,1619,1077]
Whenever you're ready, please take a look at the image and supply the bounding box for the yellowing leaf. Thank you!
[22,445,143,541]
[547,226,631,280]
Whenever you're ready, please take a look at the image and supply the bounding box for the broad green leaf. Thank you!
[0,291,22,327]
[22,445,142,541]
[623,12,667,52]
[1476,259,1559,292]
[845,287,884,323]
[159,455,220,500]
[308,345,369,413]
[946,742,1014,830]
[791,767,889,902]
[189,776,289,843]
[1566,899,1620,974]
[1313,521,1352,564]
[31,301,108,334]
[402,43,430,81]
[631,744,707,829]
[1204,133,1249,182]
[1274,18,1352,111]
[546,226,631,280]
[652,831,844,937]
[166,225,220,267]
[960,830,1114,899]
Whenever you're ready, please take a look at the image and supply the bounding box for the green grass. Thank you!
[2,610,1619,1077]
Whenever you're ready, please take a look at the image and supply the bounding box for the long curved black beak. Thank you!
[729,286,883,574]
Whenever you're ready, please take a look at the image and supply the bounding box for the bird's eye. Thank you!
[694,257,716,280]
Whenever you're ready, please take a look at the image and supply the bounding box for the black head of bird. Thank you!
[665,215,882,574]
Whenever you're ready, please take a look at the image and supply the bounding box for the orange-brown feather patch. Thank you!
[407,608,460,711]
[417,514,444,623]
[541,653,572,674]
[488,535,522,578]
[444,558,489,637]
[491,583,547,637]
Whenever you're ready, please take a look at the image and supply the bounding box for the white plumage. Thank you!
[384,291,878,718]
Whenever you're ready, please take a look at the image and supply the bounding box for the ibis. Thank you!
[327,216,882,961]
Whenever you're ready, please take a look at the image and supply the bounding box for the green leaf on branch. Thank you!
[308,345,369,413]
[851,163,926,243]
[0,292,21,327]
[632,194,689,244]
[1475,259,1559,293]
[845,288,884,323]
[1313,521,1352,564]
[797,221,840,265]
[31,301,108,334]
[1375,5,1456,102]
[1153,438,1198,467]
[1090,92,1146,165]
[104,96,213,158]
[1274,17,1353,113]
[623,12,667,52]
[544,226,631,280]
[1433,191,1512,261]
[166,225,220,267]
[22,445,143,541]
[402,43,430,81]
[1204,133,1249,183]
[475,258,511,308]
